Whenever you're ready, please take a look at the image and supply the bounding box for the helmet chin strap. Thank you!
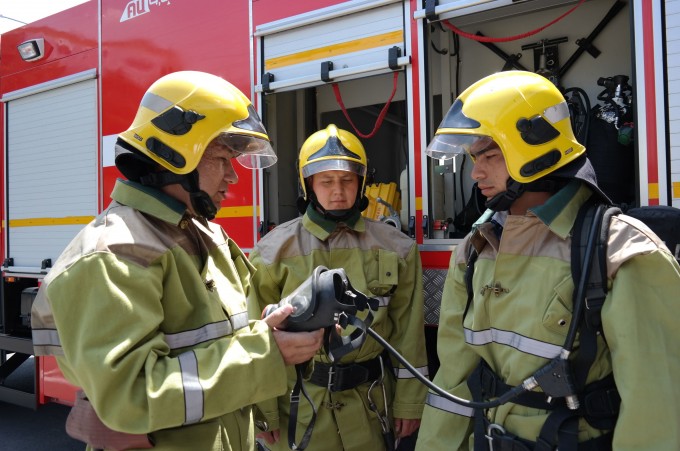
[485,179,525,212]
[181,172,218,220]
[484,177,565,212]
[140,170,217,220]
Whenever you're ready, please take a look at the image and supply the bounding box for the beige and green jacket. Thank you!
[31,179,288,451]
[247,208,428,451]
[416,181,680,451]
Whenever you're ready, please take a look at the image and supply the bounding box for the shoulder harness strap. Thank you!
[534,199,621,451]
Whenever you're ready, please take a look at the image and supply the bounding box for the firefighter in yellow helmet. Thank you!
[425,69,608,211]
[115,70,278,220]
[31,71,323,451]
[247,124,428,450]
[416,71,680,450]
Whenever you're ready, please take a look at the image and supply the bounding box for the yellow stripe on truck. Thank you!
[265,30,403,71]
[9,216,95,227]
[6,206,260,228]
[648,183,659,201]
[215,206,260,219]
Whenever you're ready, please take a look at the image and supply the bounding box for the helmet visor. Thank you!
[301,159,367,179]
[232,105,269,135]
[217,133,277,169]
[425,134,493,161]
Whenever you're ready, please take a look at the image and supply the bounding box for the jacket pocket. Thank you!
[542,276,574,337]
[366,249,399,297]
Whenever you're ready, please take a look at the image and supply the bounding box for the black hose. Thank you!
[366,328,528,409]
[563,204,604,351]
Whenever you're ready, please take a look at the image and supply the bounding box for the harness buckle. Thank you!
[327,366,335,391]
[485,423,506,451]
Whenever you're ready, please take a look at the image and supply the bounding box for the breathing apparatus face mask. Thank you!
[267,266,380,451]
[262,266,378,333]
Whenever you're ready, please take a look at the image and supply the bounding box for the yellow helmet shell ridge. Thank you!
[118,71,276,174]
[298,124,368,199]
[426,71,585,183]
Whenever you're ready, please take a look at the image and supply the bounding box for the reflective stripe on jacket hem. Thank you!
[464,328,561,359]
[395,365,429,379]
[33,328,61,348]
[426,392,474,417]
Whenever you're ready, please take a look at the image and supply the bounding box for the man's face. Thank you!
[196,143,239,210]
[469,141,510,199]
[310,170,359,211]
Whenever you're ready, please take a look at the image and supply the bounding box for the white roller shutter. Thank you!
[255,0,409,93]
[4,74,98,273]
[666,0,680,206]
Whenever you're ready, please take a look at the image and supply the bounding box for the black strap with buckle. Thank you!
[484,426,612,451]
[309,357,383,392]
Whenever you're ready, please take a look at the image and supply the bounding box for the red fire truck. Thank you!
[0,0,678,409]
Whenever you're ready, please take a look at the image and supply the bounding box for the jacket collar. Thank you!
[110,178,188,226]
[529,179,593,239]
[303,205,365,240]
[471,180,594,252]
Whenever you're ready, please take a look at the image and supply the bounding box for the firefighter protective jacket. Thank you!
[416,181,680,450]
[247,207,428,451]
[31,179,289,451]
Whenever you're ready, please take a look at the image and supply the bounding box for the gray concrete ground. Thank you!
[0,356,82,450]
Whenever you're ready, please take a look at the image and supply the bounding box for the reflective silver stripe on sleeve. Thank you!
[464,328,561,359]
[32,329,61,347]
[230,311,249,330]
[395,365,429,379]
[178,351,203,425]
[375,296,391,307]
[426,392,474,417]
[165,312,249,350]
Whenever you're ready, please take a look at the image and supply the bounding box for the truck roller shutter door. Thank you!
[4,75,98,273]
[255,0,409,94]
[665,0,680,205]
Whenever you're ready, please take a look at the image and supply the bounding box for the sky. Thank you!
[0,0,89,35]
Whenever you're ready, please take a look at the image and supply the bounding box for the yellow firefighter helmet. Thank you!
[118,71,276,173]
[298,124,368,200]
[426,70,585,184]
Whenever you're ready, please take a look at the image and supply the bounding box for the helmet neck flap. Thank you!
[140,170,217,220]
[485,177,568,212]
[115,139,218,220]
[485,179,525,212]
